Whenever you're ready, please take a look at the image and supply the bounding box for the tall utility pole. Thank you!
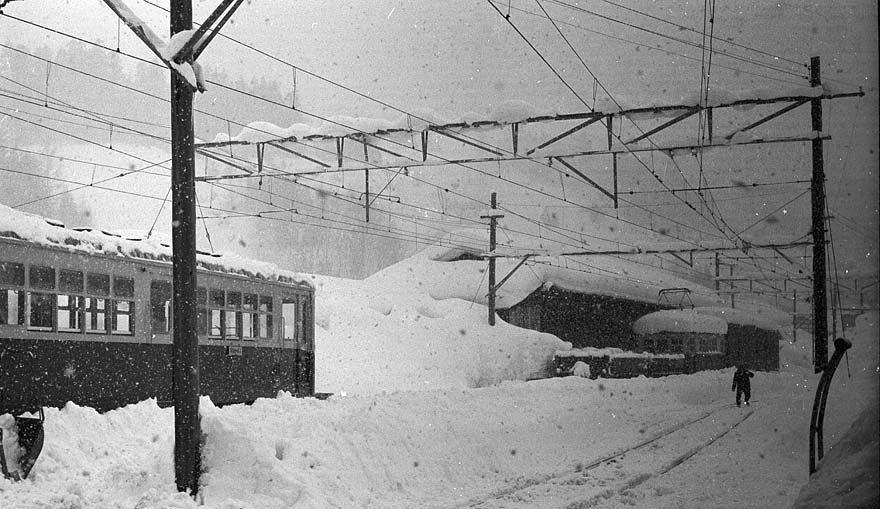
[810,56,828,373]
[481,192,504,325]
[170,0,200,496]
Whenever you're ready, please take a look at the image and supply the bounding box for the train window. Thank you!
[687,337,696,353]
[225,291,241,339]
[656,337,669,352]
[282,296,297,341]
[114,277,134,298]
[112,300,133,335]
[259,295,273,339]
[85,297,108,333]
[57,294,83,332]
[1,262,25,326]
[59,270,84,293]
[210,289,224,307]
[29,265,55,290]
[670,337,683,353]
[0,262,25,286]
[241,293,257,340]
[87,273,110,296]
[151,280,173,334]
[227,292,241,308]
[196,287,208,336]
[28,292,55,330]
[208,288,224,338]
[1,289,25,325]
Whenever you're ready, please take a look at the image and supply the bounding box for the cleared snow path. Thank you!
[467,404,753,508]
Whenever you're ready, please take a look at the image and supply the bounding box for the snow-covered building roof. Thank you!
[632,309,729,335]
[0,203,312,287]
[367,236,724,310]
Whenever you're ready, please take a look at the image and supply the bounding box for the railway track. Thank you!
[464,403,754,508]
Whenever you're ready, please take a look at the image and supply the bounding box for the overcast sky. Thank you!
[1,0,877,287]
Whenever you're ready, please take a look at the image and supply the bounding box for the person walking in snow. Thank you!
[732,366,754,406]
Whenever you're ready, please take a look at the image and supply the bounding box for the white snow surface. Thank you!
[2,222,877,507]
[633,309,729,335]
[1,311,876,507]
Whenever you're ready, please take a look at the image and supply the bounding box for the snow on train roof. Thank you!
[632,309,728,335]
[693,306,790,331]
[366,232,724,310]
[0,204,312,287]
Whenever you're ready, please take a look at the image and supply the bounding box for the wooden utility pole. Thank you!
[103,0,247,495]
[810,56,828,372]
[481,192,504,325]
[170,0,200,496]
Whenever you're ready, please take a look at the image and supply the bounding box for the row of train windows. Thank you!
[640,335,724,354]
[0,262,134,334]
[0,261,310,343]
[149,281,283,341]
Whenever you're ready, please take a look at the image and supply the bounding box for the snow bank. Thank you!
[793,401,880,508]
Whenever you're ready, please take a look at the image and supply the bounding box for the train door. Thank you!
[281,296,300,395]
[281,294,313,396]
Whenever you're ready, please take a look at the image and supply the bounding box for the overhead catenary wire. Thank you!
[2,10,799,259]
[1,9,820,288]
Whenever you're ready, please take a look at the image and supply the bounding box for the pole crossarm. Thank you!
[525,115,604,155]
[197,90,863,152]
[553,156,616,204]
[196,134,832,181]
[267,142,331,168]
[724,99,810,141]
[624,107,699,145]
[173,0,244,63]
[430,127,504,156]
[100,0,244,93]
[558,240,814,257]
[489,254,534,294]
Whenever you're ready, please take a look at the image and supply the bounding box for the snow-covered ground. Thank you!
[1,244,877,508]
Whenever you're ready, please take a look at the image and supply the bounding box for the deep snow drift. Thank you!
[1,242,877,507]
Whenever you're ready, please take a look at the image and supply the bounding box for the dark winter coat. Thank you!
[732,367,754,391]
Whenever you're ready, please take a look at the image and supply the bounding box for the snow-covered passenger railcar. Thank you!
[0,219,315,417]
